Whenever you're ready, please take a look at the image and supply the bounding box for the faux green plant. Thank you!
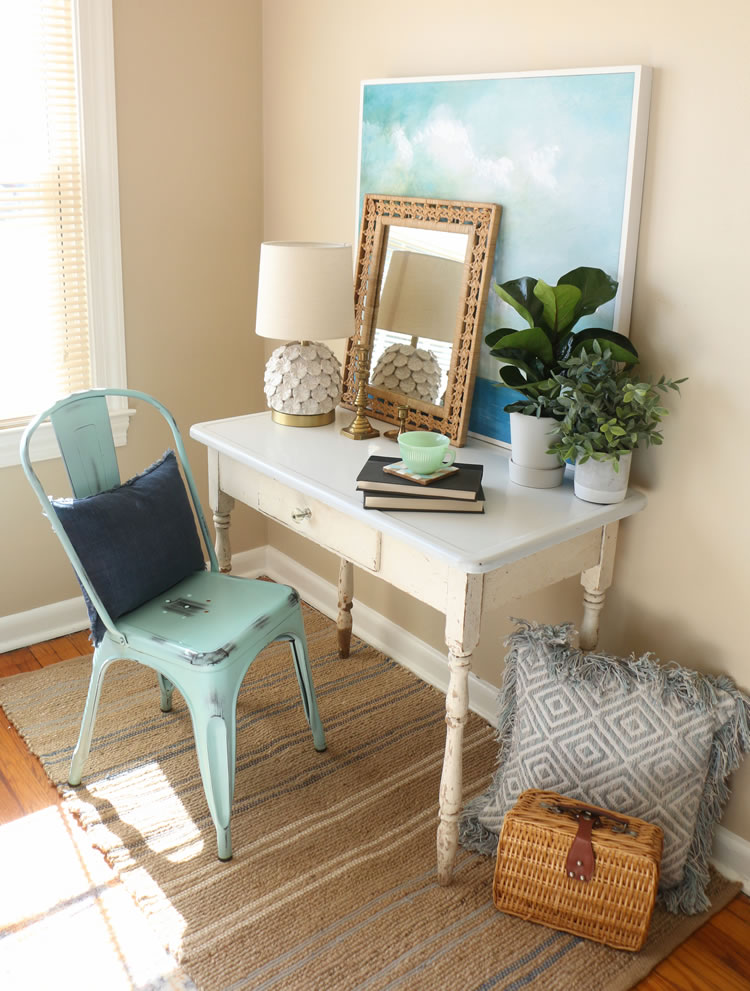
[485,266,639,415]
[547,343,685,468]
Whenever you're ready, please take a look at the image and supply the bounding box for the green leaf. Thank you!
[557,266,618,324]
[485,327,517,348]
[533,377,560,394]
[485,326,554,365]
[498,366,528,389]
[560,328,639,364]
[533,280,582,334]
[492,351,544,381]
[493,278,545,329]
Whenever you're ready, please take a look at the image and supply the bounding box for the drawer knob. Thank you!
[292,507,312,523]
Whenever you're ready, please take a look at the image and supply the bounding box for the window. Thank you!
[0,0,128,467]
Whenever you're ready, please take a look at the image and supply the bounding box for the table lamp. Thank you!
[255,241,354,426]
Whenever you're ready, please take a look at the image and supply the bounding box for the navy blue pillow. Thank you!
[52,451,206,644]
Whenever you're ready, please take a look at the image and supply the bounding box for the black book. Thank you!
[356,455,483,501]
[362,486,485,513]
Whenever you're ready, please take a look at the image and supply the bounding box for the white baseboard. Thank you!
[4,542,749,895]
[712,825,750,895]
[225,546,268,582]
[0,597,89,653]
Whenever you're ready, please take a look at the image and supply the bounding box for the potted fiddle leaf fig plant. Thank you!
[486,266,639,488]
[547,342,686,504]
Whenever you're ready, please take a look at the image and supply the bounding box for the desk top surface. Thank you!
[190,409,647,574]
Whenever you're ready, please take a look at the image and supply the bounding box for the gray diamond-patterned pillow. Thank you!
[460,621,750,914]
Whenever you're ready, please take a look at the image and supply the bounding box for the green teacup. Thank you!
[397,431,456,475]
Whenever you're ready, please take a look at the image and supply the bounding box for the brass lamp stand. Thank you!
[341,344,380,440]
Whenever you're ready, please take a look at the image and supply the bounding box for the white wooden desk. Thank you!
[190,409,647,884]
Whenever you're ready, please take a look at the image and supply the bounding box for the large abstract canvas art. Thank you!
[358,67,651,444]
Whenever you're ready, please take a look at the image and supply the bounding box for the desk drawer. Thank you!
[257,477,380,571]
[219,461,381,572]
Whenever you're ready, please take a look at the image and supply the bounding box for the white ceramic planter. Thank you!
[508,412,564,488]
[574,452,632,504]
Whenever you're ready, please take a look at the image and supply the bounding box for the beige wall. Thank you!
[0,0,267,617]
[261,0,750,839]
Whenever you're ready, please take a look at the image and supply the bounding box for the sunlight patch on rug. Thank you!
[0,804,194,990]
[78,760,205,864]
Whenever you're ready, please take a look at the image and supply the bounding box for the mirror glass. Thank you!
[369,226,469,409]
[342,195,501,445]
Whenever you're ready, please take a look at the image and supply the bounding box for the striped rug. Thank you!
[0,600,739,991]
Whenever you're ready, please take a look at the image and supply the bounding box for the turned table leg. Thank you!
[208,449,235,573]
[337,558,354,658]
[213,501,234,573]
[437,571,483,886]
[579,522,618,650]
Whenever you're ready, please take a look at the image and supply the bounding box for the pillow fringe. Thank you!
[518,619,741,718]
[458,798,502,856]
[663,692,750,913]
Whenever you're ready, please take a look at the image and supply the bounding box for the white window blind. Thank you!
[0,0,92,423]
[0,0,128,466]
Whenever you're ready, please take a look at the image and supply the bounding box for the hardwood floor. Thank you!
[1,633,749,990]
[0,631,92,821]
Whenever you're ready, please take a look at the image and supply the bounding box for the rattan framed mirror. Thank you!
[341,194,500,446]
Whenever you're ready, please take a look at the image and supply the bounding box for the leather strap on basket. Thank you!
[565,811,596,882]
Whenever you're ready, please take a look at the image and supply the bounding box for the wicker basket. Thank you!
[493,789,663,951]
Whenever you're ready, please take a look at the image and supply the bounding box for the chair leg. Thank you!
[68,648,119,787]
[190,692,237,861]
[157,673,174,712]
[288,634,327,752]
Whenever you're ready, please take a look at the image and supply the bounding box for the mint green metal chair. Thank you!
[20,388,326,860]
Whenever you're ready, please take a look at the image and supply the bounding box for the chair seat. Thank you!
[118,572,301,666]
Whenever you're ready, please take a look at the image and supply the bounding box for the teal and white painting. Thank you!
[358,67,651,444]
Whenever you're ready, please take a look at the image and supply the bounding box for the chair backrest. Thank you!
[20,388,219,642]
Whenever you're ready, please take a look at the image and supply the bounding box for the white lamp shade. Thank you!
[375,250,464,343]
[255,241,355,341]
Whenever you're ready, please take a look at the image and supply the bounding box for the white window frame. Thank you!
[0,0,130,469]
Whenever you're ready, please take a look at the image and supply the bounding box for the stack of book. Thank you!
[356,455,484,513]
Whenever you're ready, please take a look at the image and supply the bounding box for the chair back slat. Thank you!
[50,395,121,497]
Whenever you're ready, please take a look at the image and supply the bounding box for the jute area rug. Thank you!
[0,600,740,991]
